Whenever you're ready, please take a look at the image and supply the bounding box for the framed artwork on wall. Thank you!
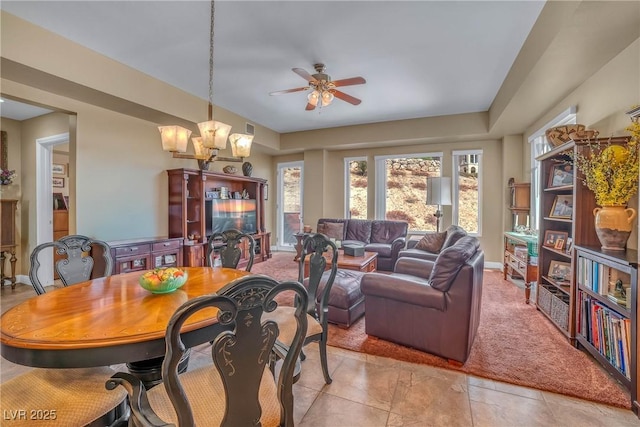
[52,163,66,175]
[52,177,65,188]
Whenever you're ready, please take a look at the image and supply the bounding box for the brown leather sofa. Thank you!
[398,225,467,262]
[360,236,484,363]
[317,218,408,271]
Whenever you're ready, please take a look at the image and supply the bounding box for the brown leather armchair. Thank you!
[360,236,484,363]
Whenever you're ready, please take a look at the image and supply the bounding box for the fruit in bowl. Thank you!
[139,267,188,294]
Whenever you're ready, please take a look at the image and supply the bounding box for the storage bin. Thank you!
[551,293,570,331]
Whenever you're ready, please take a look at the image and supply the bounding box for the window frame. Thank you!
[528,106,576,232]
[452,149,483,236]
[374,152,443,230]
[344,156,367,219]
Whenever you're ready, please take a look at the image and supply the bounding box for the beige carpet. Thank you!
[252,252,630,408]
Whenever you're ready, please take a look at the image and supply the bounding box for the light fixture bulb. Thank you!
[307,90,320,107]
[321,91,334,107]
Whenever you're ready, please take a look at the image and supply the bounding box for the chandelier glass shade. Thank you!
[197,119,232,149]
[229,133,254,158]
[159,126,192,153]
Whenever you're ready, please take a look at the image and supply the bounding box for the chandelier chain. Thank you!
[208,0,215,117]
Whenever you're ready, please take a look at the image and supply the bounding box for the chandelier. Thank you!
[158,0,253,170]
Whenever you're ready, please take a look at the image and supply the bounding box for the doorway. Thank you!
[35,132,69,287]
[276,161,303,251]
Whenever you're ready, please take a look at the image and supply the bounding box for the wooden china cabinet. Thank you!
[0,199,18,289]
[167,169,271,268]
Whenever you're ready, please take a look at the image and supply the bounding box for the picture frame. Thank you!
[549,195,573,219]
[547,163,573,188]
[565,237,573,254]
[52,163,66,175]
[264,184,268,200]
[554,239,565,250]
[52,177,65,188]
[543,230,569,248]
[548,260,572,283]
[52,192,66,210]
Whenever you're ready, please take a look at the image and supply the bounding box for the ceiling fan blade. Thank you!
[305,102,317,111]
[332,76,366,87]
[269,87,309,96]
[333,90,362,105]
[292,68,318,83]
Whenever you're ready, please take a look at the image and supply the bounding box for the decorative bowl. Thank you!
[223,165,238,174]
[568,129,599,141]
[139,267,188,294]
[545,124,586,147]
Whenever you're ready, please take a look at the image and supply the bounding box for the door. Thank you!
[276,161,303,251]
[35,133,69,287]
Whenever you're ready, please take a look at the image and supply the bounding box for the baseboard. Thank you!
[484,261,503,270]
[16,274,32,287]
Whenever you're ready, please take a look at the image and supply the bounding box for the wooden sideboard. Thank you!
[92,237,184,278]
[0,199,18,289]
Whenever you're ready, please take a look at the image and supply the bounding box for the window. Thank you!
[452,150,482,235]
[528,107,576,232]
[345,157,368,219]
[374,153,443,232]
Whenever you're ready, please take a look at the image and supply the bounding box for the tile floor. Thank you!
[2,282,640,426]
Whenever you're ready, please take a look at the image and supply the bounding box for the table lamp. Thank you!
[426,177,452,232]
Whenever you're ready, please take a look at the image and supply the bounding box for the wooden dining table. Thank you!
[0,267,249,369]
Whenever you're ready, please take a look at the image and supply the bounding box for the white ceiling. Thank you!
[0,1,545,133]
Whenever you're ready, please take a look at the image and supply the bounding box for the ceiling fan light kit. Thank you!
[158,0,252,169]
[270,63,366,111]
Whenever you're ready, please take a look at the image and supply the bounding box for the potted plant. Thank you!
[573,111,639,250]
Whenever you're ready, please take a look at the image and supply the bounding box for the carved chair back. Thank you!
[108,274,308,427]
[299,233,338,326]
[206,229,256,271]
[29,234,113,295]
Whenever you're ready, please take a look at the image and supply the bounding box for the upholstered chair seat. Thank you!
[0,367,127,426]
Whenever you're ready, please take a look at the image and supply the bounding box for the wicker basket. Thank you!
[537,284,554,315]
[551,293,570,331]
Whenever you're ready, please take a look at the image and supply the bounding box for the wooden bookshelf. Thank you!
[575,245,637,413]
[167,169,271,267]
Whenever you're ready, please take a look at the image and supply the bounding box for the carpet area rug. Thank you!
[252,252,630,408]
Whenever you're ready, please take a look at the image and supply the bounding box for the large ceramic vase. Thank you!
[592,205,637,250]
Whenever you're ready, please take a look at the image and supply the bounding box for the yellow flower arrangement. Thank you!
[573,114,639,207]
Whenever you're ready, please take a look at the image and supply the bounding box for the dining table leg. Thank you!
[126,349,192,389]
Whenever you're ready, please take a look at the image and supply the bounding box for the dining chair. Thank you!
[206,228,256,271]
[106,274,308,427]
[29,234,113,295]
[4,235,129,425]
[264,233,338,384]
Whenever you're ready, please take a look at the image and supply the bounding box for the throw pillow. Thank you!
[414,231,447,253]
[323,222,344,240]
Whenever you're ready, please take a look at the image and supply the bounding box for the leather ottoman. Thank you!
[316,269,366,328]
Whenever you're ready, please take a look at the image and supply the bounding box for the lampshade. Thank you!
[191,137,211,158]
[307,90,320,107]
[158,126,192,153]
[229,133,254,158]
[321,91,334,107]
[197,119,232,149]
[426,177,452,206]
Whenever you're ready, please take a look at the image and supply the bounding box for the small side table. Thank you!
[503,232,538,304]
[293,232,311,261]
